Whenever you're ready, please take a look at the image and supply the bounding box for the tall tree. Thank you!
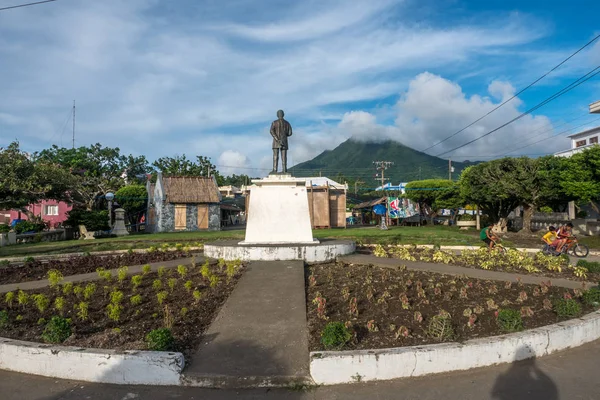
[36,144,149,210]
[404,179,458,217]
[560,146,600,214]
[0,142,76,219]
[115,184,148,229]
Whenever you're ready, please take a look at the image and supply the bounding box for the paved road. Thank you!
[1,339,599,400]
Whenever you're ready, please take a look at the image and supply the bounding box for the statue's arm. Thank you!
[270,122,277,139]
[288,122,293,137]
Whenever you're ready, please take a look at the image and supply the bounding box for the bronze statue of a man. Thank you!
[270,109,292,173]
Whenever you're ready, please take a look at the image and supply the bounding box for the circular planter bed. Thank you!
[0,259,245,358]
[306,262,600,352]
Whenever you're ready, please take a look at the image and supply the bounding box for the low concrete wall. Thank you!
[0,337,184,385]
[205,240,355,262]
[310,310,600,385]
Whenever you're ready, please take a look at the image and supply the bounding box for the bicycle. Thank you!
[542,236,589,258]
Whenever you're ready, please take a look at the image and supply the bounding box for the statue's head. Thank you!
[277,109,284,119]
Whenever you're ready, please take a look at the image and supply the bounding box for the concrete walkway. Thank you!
[341,254,597,290]
[1,339,599,399]
[183,261,311,388]
[0,255,203,294]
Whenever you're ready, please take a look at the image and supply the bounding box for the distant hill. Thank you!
[290,138,476,187]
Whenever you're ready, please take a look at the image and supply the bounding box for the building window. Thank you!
[576,139,587,148]
[590,136,598,144]
[44,205,58,216]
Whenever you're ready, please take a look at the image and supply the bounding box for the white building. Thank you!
[554,126,600,157]
[590,99,600,114]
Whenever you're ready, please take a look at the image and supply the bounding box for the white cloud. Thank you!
[217,150,251,175]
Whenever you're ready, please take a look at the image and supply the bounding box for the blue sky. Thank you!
[0,0,599,176]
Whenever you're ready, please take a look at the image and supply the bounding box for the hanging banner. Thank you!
[388,197,419,219]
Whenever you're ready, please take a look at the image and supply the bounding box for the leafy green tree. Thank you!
[36,144,149,210]
[560,146,600,214]
[0,141,76,219]
[115,184,148,228]
[221,174,253,187]
[152,154,223,185]
[404,179,458,217]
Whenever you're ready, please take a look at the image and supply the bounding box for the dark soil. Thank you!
[306,262,597,351]
[0,259,244,358]
[0,251,192,285]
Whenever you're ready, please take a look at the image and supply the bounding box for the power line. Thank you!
[0,0,57,12]
[435,64,600,157]
[421,33,600,153]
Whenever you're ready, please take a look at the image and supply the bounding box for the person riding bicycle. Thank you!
[552,222,573,253]
[542,225,558,254]
[480,224,499,250]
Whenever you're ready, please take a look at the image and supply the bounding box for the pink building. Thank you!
[9,200,72,228]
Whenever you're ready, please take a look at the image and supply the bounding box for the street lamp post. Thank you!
[106,192,115,229]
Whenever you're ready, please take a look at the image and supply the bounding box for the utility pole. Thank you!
[72,100,76,149]
[373,161,394,190]
[354,179,364,195]
[448,158,454,181]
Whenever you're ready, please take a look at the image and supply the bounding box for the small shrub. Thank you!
[582,288,600,307]
[157,291,168,305]
[192,290,202,302]
[157,266,167,278]
[145,328,175,351]
[209,275,220,288]
[553,299,582,318]
[110,290,124,305]
[576,259,600,273]
[96,268,112,282]
[62,282,74,296]
[106,303,123,322]
[73,285,83,298]
[17,290,29,309]
[37,317,46,326]
[200,262,211,278]
[184,280,193,292]
[142,264,152,275]
[497,309,523,332]
[177,265,188,279]
[4,291,14,308]
[180,307,188,317]
[47,269,64,289]
[15,315,23,321]
[0,310,9,328]
[117,266,129,283]
[42,316,72,343]
[130,294,142,306]
[54,297,65,314]
[83,283,96,300]
[23,256,35,263]
[427,311,454,341]
[152,279,162,291]
[76,302,89,321]
[320,322,352,350]
[167,278,177,292]
[131,275,143,290]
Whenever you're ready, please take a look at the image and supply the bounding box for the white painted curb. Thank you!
[205,241,356,262]
[0,337,184,385]
[310,310,600,385]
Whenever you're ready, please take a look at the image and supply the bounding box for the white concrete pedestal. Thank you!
[242,174,316,245]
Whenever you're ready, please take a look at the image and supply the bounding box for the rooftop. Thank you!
[162,176,221,204]
[590,100,600,114]
[566,125,600,140]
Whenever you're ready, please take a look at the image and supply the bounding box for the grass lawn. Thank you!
[0,226,484,258]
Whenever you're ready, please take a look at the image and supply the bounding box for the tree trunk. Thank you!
[496,218,508,233]
[589,200,600,217]
[522,204,534,232]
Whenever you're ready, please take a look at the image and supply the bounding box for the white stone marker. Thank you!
[242,174,317,245]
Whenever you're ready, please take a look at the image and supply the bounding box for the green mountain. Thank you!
[290,139,476,187]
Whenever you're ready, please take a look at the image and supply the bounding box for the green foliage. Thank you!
[180,307,189,317]
[115,184,148,226]
[426,311,455,341]
[0,224,10,233]
[539,206,553,213]
[4,292,14,308]
[14,220,46,234]
[582,288,600,307]
[167,278,177,292]
[209,275,220,288]
[110,290,124,305]
[152,279,162,291]
[404,180,460,210]
[96,268,112,282]
[157,291,168,305]
[48,269,64,289]
[184,280,193,292]
[157,266,167,278]
[64,209,109,231]
[106,303,123,322]
[32,294,50,313]
[15,315,23,321]
[83,283,96,300]
[73,285,83,298]
[576,259,600,273]
[192,290,202,302]
[41,316,72,343]
[177,265,188,279]
[37,318,46,325]
[320,322,352,350]
[152,154,216,179]
[17,290,29,308]
[62,282,74,296]
[76,302,89,321]
[142,264,152,275]
[145,328,175,351]
[117,266,129,283]
[131,275,143,289]
[54,297,65,314]
[130,294,142,306]
[553,299,582,318]
[497,309,524,332]
[0,310,9,328]
[200,263,211,279]
[560,146,600,207]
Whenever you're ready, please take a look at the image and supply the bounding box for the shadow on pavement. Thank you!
[491,345,559,400]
